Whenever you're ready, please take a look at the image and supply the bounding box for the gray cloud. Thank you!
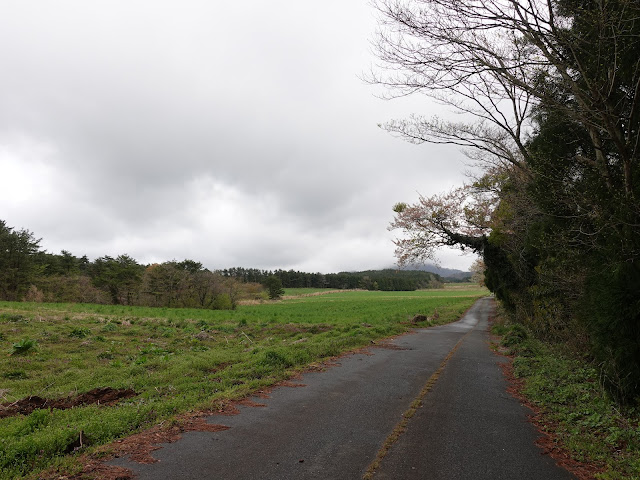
[0,0,476,273]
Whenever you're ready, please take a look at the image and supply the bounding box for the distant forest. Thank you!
[0,220,453,309]
[219,267,444,291]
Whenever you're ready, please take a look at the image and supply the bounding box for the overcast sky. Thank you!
[0,1,477,273]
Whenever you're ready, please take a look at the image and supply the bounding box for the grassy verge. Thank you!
[0,286,486,479]
[491,317,640,479]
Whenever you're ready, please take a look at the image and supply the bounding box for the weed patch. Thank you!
[0,313,26,322]
[10,338,36,356]
[495,321,640,479]
[68,327,91,338]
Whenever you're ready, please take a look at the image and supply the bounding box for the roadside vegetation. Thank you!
[491,315,640,479]
[0,286,485,479]
[372,0,640,405]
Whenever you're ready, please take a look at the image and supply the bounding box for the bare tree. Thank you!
[371,0,640,265]
[370,0,640,194]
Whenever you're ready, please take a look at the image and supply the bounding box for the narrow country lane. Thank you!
[109,298,575,479]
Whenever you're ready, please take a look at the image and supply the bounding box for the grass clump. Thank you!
[0,313,26,322]
[259,349,294,369]
[500,323,528,347]
[68,327,90,338]
[10,338,37,356]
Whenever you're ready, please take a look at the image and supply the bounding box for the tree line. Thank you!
[220,267,443,291]
[0,220,446,309]
[0,220,259,309]
[373,0,640,402]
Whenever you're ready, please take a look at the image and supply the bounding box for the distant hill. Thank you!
[395,263,472,282]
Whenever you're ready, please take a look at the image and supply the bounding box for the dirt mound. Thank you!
[0,387,137,418]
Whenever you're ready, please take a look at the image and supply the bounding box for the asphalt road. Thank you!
[109,297,575,479]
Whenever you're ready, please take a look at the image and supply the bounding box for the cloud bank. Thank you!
[0,1,476,272]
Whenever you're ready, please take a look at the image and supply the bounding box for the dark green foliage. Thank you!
[264,275,285,299]
[37,249,81,276]
[475,0,640,401]
[0,221,42,301]
[500,324,528,347]
[212,293,233,310]
[91,255,144,305]
[326,269,441,291]
[221,267,329,289]
[68,327,91,339]
[519,71,640,399]
[482,238,525,312]
[220,266,443,291]
[582,261,640,402]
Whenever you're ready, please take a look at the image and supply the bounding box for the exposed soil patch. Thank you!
[410,314,429,324]
[193,331,212,340]
[48,414,231,480]
[408,311,440,325]
[45,397,271,479]
[0,387,137,419]
[305,361,340,372]
[278,381,306,388]
[111,416,230,465]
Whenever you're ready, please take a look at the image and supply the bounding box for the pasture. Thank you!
[0,286,486,479]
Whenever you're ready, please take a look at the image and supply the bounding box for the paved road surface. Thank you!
[110,297,574,479]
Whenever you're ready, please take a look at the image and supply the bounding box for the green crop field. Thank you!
[0,286,486,479]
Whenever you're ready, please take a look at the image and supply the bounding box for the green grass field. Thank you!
[0,286,486,479]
